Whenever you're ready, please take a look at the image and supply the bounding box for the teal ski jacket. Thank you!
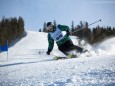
[47,24,71,52]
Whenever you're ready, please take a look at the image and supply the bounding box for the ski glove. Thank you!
[66,30,70,36]
[46,51,50,55]
[46,49,52,55]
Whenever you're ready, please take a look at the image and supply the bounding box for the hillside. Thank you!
[0,31,115,86]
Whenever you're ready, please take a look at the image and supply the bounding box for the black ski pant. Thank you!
[58,40,83,56]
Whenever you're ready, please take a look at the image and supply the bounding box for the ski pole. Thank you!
[71,19,102,34]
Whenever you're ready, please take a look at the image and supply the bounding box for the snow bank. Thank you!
[95,37,115,55]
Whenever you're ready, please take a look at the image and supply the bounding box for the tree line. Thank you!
[0,17,25,46]
[41,20,115,44]
[71,22,115,44]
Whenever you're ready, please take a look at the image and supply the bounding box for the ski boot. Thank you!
[67,54,76,59]
[53,56,59,60]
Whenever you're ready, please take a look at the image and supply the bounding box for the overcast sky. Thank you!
[0,0,115,31]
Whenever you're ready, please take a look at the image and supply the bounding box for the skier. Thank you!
[46,22,86,59]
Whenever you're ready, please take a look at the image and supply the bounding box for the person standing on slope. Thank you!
[46,22,86,59]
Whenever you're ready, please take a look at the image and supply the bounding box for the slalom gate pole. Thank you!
[71,19,102,34]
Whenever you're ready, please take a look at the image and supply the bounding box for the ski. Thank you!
[53,56,67,60]
[53,54,77,60]
[53,50,89,60]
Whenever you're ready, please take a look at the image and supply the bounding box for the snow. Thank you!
[0,31,115,86]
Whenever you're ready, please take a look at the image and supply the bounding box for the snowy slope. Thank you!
[0,31,115,86]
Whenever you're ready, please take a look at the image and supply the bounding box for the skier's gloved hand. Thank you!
[46,49,52,55]
[66,32,70,36]
[66,30,70,36]
[46,51,50,55]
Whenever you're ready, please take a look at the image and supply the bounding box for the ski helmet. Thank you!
[46,22,52,27]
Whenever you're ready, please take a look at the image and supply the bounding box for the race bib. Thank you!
[50,27,64,42]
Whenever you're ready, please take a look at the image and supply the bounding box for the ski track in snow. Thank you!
[0,31,115,86]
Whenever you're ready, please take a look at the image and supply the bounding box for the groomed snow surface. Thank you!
[0,31,115,86]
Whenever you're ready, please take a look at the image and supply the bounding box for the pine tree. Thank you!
[0,17,7,45]
[43,22,47,32]
[0,16,25,46]
[71,21,74,34]
[39,29,42,32]
[0,21,1,44]
[53,20,57,28]
[85,22,88,28]
[113,28,115,35]
[80,21,83,28]
[18,16,25,38]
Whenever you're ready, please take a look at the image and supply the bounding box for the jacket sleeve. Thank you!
[47,33,54,52]
[58,24,70,32]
